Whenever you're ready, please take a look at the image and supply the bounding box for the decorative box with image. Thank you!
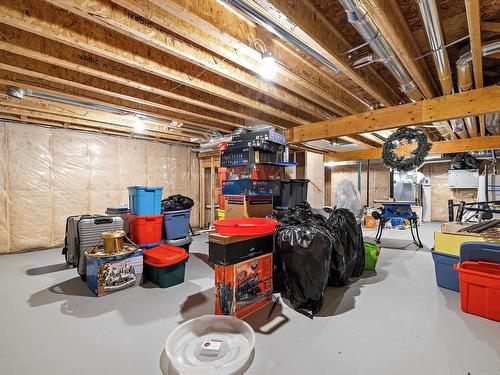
[85,249,143,296]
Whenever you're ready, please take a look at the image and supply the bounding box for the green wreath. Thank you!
[382,128,431,171]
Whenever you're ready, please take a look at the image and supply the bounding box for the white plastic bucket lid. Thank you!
[165,315,255,375]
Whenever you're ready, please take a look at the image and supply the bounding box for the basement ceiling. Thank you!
[0,0,498,151]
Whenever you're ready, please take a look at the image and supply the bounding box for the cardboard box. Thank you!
[209,233,274,265]
[215,253,273,318]
[86,250,143,296]
[224,195,273,218]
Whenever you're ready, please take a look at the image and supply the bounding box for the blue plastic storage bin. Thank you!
[128,186,163,215]
[431,249,460,292]
[163,209,191,240]
[460,242,500,264]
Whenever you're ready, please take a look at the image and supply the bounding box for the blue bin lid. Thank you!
[127,186,163,190]
[460,241,500,264]
[430,248,459,259]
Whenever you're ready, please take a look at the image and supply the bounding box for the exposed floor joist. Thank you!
[0,0,314,127]
[464,0,486,137]
[266,0,402,107]
[286,86,500,143]
[45,0,340,121]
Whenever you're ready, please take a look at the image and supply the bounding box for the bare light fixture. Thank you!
[260,52,276,80]
[130,113,145,133]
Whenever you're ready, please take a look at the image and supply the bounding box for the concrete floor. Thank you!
[0,222,499,374]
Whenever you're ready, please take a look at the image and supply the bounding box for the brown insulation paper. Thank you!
[0,122,199,253]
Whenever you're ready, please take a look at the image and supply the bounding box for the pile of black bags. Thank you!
[162,194,194,212]
[273,202,364,318]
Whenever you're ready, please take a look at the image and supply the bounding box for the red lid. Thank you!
[143,244,188,267]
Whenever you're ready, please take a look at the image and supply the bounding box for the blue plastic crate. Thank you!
[163,209,191,240]
[128,186,163,215]
[431,249,459,292]
[222,179,280,196]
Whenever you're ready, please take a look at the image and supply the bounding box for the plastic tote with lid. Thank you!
[127,186,163,215]
[143,244,188,288]
[165,315,255,375]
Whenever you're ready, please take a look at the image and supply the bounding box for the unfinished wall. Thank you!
[329,161,481,222]
[329,162,391,207]
[0,122,199,253]
[420,163,477,221]
[305,151,325,208]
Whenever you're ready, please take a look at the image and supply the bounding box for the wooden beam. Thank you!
[465,0,485,136]
[357,0,437,99]
[45,0,336,121]
[0,54,240,133]
[326,135,500,162]
[0,94,196,140]
[0,0,309,126]
[144,0,368,114]
[0,26,289,129]
[286,86,500,143]
[266,0,402,107]
[481,22,500,33]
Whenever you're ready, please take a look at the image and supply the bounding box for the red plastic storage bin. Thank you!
[129,214,163,245]
[454,261,500,322]
[213,218,278,236]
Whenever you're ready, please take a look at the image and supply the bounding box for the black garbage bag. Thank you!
[327,208,364,286]
[275,224,332,318]
[162,194,194,211]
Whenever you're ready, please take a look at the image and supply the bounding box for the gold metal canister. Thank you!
[101,230,126,254]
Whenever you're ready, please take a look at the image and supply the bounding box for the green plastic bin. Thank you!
[364,242,380,270]
[143,244,188,288]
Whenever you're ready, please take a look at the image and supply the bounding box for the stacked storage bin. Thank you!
[127,186,164,249]
[220,128,286,218]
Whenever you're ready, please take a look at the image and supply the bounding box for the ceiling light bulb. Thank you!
[260,52,276,80]
[133,121,145,132]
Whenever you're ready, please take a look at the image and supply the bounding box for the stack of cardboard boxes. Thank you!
[218,128,286,219]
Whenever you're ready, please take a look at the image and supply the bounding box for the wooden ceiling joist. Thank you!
[481,22,500,33]
[464,0,486,137]
[0,74,221,135]
[0,0,313,127]
[45,0,340,121]
[326,135,500,162]
[0,94,196,141]
[0,26,294,129]
[0,54,242,132]
[355,0,438,99]
[266,0,402,107]
[141,0,369,114]
[286,86,500,143]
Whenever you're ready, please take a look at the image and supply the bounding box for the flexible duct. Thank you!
[456,40,500,91]
[338,0,423,101]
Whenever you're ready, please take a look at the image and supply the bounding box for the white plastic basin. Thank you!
[165,315,255,375]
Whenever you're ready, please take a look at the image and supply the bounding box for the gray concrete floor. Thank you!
[0,222,499,374]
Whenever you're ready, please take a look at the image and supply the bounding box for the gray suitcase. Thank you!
[63,214,101,267]
[77,216,124,278]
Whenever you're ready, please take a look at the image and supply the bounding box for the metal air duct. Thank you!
[416,0,466,136]
[337,0,423,101]
[224,0,341,74]
[456,41,500,136]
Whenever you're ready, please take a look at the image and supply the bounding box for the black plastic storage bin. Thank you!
[274,179,309,208]
[164,236,193,254]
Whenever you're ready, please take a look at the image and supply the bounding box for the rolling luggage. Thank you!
[62,215,124,279]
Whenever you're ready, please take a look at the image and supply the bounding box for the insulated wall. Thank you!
[0,122,199,253]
